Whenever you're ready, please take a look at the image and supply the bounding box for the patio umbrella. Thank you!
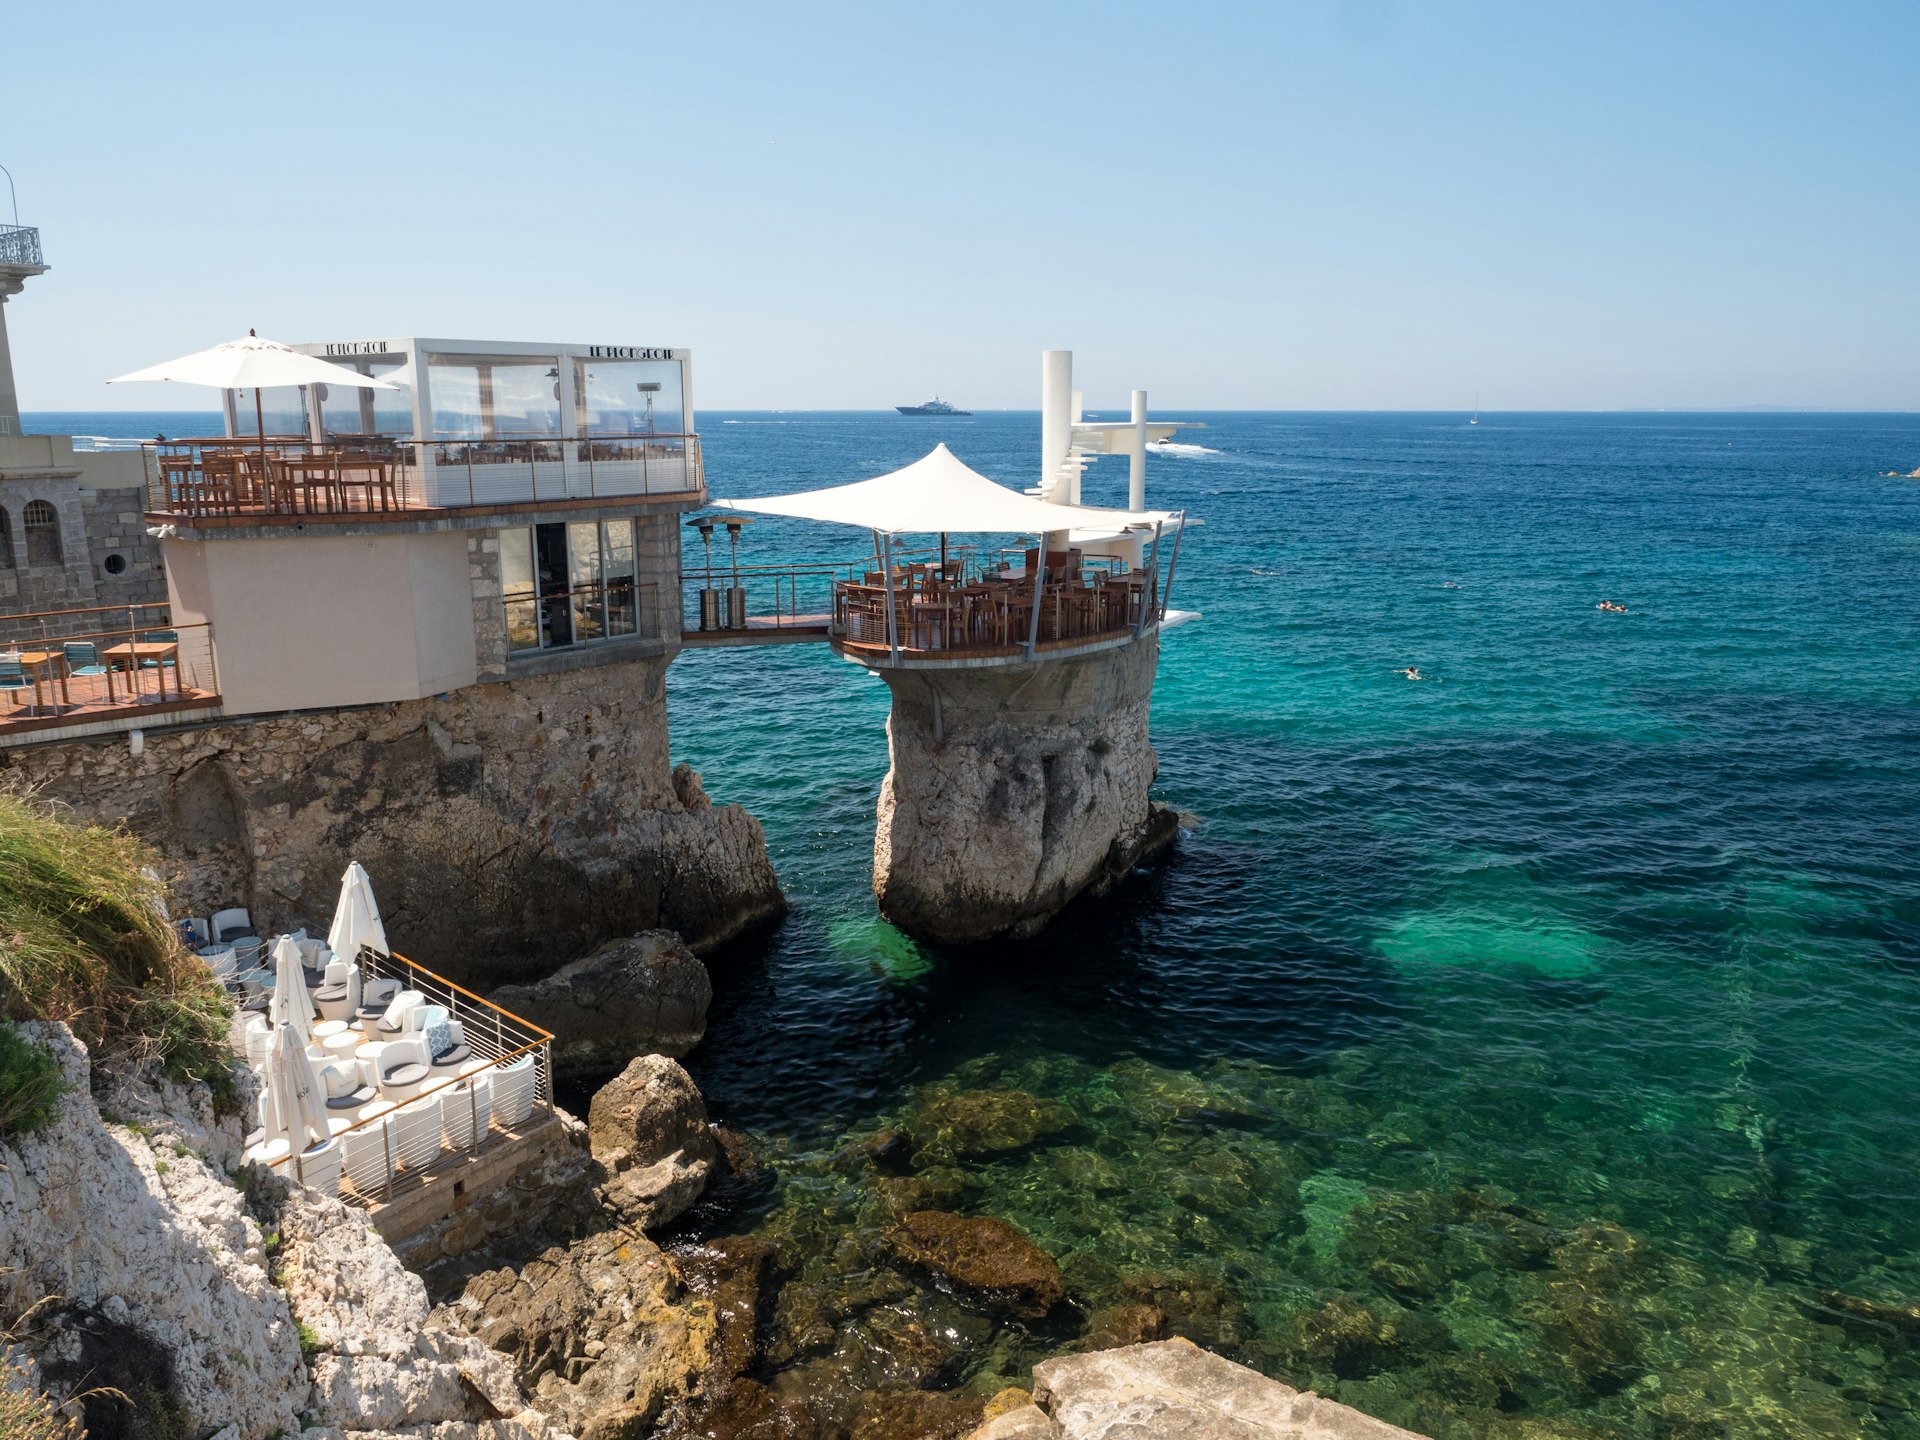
[327,860,388,963]
[107,331,399,471]
[262,1020,330,1152]
[269,935,313,1045]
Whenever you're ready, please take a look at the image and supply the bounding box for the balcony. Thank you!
[0,603,220,742]
[141,433,704,525]
[0,225,45,271]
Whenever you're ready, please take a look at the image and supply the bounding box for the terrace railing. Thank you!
[0,604,218,735]
[142,433,703,520]
[267,948,555,1208]
[0,225,44,268]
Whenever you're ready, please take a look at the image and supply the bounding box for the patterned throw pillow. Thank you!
[425,1019,454,1061]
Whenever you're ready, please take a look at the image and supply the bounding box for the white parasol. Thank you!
[262,1020,330,1152]
[268,935,313,1045]
[326,861,388,963]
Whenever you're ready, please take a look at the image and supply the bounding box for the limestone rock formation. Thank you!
[0,1023,564,1440]
[489,930,712,1080]
[7,659,785,982]
[586,1054,717,1229]
[968,1338,1429,1439]
[886,1211,1065,1321]
[872,636,1180,943]
[442,1230,710,1440]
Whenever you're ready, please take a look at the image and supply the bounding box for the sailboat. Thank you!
[1469,392,1480,426]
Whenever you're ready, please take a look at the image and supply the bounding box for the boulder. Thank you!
[887,1212,1064,1321]
[909,1088,1077,1161]
[967,1337,1431,1439]
[443,1230,708,1440]
[586,1055,717,1230]
[490,932,713,1079]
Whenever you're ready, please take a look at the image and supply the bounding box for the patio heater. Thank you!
[723,517,753,629]
[636,380,662,434]
[687,516,720,631]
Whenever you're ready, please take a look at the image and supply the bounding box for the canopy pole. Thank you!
[1025,544,1045,660]
[1159,509,1189,622]
[1134,520,1163,637]
[881,531,901,663]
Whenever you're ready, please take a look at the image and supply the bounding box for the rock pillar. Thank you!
[873,635,1179,943]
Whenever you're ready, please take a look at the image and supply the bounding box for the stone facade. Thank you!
[873,635,1180,943]
[2,653,784,982]
[0,436,166,614]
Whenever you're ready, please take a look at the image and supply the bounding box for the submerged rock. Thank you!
[908,1088,1078,1161]
[851,1388,986,1440]
[587,1055,717,1230]
[489,931,712,1080]
[887,1211,1066,1321]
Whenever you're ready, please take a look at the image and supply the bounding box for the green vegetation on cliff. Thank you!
[0,793,230,1092]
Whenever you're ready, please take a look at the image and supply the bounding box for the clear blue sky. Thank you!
[8,1,1917,411]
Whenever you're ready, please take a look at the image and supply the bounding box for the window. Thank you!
[102,552,128,576]
[22,500,60,566]
[502,519,645,652]
[429,356,561,439]
[230,386,310,440]
[573,357,684,435]
[319,357,412,438]
[0,508,12,568]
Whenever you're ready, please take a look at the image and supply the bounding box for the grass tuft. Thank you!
[0,1021,67,1140]
[0,793,231,1091]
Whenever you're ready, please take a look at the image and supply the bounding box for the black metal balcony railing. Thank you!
[0,225,44,268]
[141,434,704,521]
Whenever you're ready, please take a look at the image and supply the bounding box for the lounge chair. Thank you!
[312,960,362,1023]
[441,1071,493,1150]
[62,642,108,685]
[377,1035,432,1102]
[211,907,257,944]
[0,653,26,707]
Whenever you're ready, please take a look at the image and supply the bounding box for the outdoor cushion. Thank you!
[313,983,350,1002]
[325,1086,376,1110]
[383,1061,429,1087]
[424,1019,454,1060]
[376,1017,404,1034]
[429,1044,471,1068]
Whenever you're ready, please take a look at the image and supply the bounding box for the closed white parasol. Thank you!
[269,935,313,1045]
[327,861,388,963]
[262,1021,330,1153]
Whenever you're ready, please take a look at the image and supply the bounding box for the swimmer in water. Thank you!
[1402,666,1421,680]
[1442,580,1460,589]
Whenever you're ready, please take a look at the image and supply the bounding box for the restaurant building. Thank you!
[145,337,700,720]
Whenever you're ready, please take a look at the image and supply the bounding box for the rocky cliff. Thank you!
[0,1023,569,1440]
[2,657,783,985]
[873,636,1179,943]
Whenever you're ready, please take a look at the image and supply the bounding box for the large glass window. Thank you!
[500,527,539,653]
[319,357,411,437]
[502,519,644,651]
[568,522,604,643]
[231,386,310,439]
[429,356,561,439]
[604,519,637,636]
[573,358,683,435]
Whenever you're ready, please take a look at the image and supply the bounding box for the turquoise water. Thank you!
[666,412,1920,1437]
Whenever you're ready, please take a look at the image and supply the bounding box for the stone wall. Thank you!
[2,653,784,984]
[873,635,1179,944]
[0,436,167,614]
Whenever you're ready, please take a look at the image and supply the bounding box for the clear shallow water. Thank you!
[667,412,1920,1437]
[35,408,1920,1433]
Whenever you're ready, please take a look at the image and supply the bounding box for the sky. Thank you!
[6,1,1918,412]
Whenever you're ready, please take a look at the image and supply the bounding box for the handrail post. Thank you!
[382,1119,394,1201]
[1025,555,1045,660]
[880,532,901,663]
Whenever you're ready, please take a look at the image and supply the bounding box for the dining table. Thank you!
[102,641,179,703]
[13,650,70,715]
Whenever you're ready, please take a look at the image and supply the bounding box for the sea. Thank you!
[29,408,1920,1436]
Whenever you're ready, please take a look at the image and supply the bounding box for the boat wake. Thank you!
[1148,441,1223,457]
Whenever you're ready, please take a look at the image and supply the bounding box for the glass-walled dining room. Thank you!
[499,518,653,653]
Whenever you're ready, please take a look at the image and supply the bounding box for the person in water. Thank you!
[1403,666,1422,680]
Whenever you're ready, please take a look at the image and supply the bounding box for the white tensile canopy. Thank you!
[711,443,1177,536]
[327,861,388,963]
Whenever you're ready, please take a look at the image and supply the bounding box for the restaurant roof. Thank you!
[710,444,1177,537]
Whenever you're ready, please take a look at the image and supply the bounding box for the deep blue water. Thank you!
[36,408,1920,1435]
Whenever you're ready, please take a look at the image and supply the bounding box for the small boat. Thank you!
[1469,392,1480,425]
[896,396,971,416]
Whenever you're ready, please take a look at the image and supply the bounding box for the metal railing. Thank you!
[0,608,218,734]
[679,560,862,635]
[268,947,555,1208]
[0,225,43,268]
[141,433,703,520]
